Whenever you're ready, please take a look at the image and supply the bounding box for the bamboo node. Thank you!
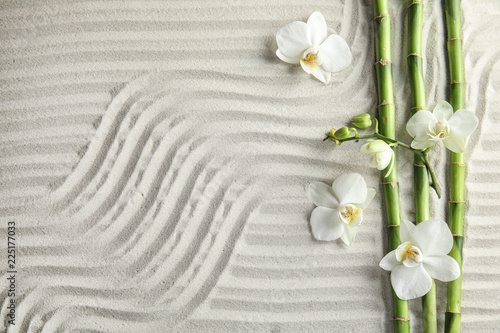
[375,58,391,66]
[377,100,395,108]
[373,14,390,20]
[413,164,426,167]
[448,37,463,42]
[382,181,398,188]
[387,224,400,228]
[452,234,464,237]
[449,200,465,203]
[411,106,427,110]
[393,317,410,322]
[445,310,462,315]
[450,162,466,167]
[450,81,464,86]
[407,53,423,59]
[408,2,424,8]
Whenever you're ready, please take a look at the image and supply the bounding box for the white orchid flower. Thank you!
[406,100,478,153]
[276,11,353,84]
[360,140,395,177]
[307,173,376,245]
[379,219,460,300]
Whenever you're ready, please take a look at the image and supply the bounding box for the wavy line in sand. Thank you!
[3,60,376,331]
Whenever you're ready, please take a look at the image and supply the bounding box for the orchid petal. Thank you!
[360,140,389,153]
[332,173,367,205]
[375,149,393,170]
[442,132,465,153]
[318,34,353,73]
[360,188,376,209]
[411,137,436,150]
[310,206,344,241]
[276,21,311,59]
[400,220,416,244]
[412,219,453,256]
[406,110,434,139]
[433,100,454,121]
[380,250,400,271]
[423,255,461,282]
[276,49,301,64]
[311,66,331,84]
[307,182,339,209]
[391,264,433,300]
[368,156,379,168]
[307,11,327,47]
[340,224,356,246]
[383,150,395,178]
[448,109,479,138]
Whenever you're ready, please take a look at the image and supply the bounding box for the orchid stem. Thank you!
[372,117,380,134]
[422,152,441,199]
[326,132,441,199]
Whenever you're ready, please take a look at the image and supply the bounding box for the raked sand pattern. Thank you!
[1,1,499,332]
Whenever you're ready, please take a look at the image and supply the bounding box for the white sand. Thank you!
[1,0,499,332]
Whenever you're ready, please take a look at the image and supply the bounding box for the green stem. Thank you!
[324,132,441,198]
[372,117,380,134]
[373,2,410,332]
[422,153,441,199]
[444,1,465,332]
[407,1,436,331]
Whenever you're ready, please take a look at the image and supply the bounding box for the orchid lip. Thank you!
[428,118,450,141]
[302,47,322,66]
[338,204,362,226]
[396,241,423,268]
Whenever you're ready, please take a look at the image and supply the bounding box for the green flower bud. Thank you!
[351,114,373,129]
[332,127,351,140]
[329,129,341,145]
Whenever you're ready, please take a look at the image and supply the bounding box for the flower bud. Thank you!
[360,139,395,177]
[332,127,351,140]
[351,114,373,129]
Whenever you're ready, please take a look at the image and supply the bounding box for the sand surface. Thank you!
[1,0,499,332]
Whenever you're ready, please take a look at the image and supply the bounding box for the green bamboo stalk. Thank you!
[407,2,437,332]
[373,2,410,332]
[444,0,465,332]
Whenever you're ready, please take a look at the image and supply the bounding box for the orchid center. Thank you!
[396,241,423,267]
[429,119,450,141]
[301,49,322,69]
[338,204,362,226]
